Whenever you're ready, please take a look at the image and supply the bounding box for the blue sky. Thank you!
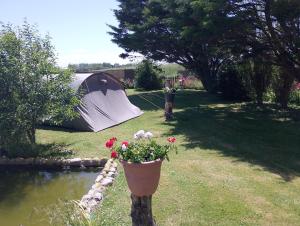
[0,0,134,67]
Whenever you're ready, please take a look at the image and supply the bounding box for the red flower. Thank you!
[111,150,118,159]
[105,139,114,149]
[111,137,117,142]
[167,137,176,143]
[105,137,118,149]
[122,141,129,147]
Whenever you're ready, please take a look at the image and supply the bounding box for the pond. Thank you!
[0,167,99,226]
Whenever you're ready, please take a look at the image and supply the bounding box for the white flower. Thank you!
[144,131,153,139]
[134,130,145,139]
[121,144,127,151]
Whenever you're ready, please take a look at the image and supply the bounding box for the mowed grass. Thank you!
[37,89,300,226]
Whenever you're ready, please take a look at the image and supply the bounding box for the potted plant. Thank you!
[105,130,177,197]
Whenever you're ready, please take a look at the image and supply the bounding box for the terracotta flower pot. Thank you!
[120,159,163,197]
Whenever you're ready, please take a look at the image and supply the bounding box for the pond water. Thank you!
[0,168,99,226]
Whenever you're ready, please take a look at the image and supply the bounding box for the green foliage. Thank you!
[251,58,273,105]
[46,200,91,226]
[0,22,80,151]
[135,60,162,90]
[2,143,73,159]
[231,0,300,106]
[110,0,300,105]
[109,0,235,92]
[218,64,250,101]
[117,140,176,163]
[289,83,300,105]
[289,90,300,105]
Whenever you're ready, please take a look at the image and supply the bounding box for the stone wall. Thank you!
[79,159,118,214]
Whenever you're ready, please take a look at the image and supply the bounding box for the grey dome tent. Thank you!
[63,72,143,132]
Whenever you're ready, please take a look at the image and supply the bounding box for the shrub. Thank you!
[135,60,162,90]
[180,76,203,90]
[263,88,276,103]
[121,78,135,89]
[271,67,295,108]
[2,143,73,159]
[0,22,80,153]
[289,82,300,105]
[218,65,250,101]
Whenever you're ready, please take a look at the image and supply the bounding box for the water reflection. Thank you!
[0,167,99,226]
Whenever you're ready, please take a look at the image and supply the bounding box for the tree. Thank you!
[231,0,300,107]
[218,62,251,101]
[135,60,161,90]
[0,22,80,149]
[109,0,237,93]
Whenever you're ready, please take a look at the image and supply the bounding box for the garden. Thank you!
[1,0,300,225]
[38,89,300,225]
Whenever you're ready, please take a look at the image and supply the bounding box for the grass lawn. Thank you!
[37,89,300,226]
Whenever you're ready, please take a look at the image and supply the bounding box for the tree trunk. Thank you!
[277,69,294,109]
[194,65,217,93]
[130,194,156,226]
[27,126,36,144]
[253,56,272,106]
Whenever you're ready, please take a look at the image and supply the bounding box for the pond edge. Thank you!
[0,157,107,168]
[79,158,118,214]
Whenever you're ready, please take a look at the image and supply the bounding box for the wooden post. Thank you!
[130,194,156,226]
[164,79,175,121]
[164,100,173,121]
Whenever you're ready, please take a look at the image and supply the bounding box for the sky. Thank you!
[0,0,135,67]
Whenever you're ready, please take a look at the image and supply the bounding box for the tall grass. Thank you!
[45,200,91,226]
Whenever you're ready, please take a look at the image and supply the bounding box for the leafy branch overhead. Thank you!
[109,0,240,92]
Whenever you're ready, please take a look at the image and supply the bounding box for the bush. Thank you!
[0,22,79,151]
[135,60,162,90]
[121,78,135,89]
[263,88,276,103]
[179,76,203,90]
[289,82,300,105]
[218,65,250,101]
[1,143,73,159]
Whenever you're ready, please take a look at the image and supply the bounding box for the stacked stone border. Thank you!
[0,157,107,168]
[79,159,118,214]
